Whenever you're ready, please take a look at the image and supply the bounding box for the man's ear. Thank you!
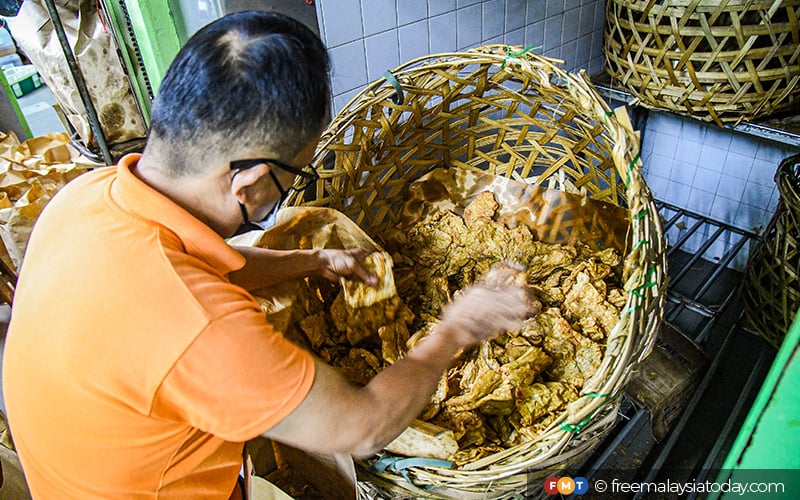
[230,163,271,203]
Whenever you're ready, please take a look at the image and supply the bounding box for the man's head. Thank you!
[146,10,331,177]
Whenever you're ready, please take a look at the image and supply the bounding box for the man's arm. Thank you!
[229,246,376,291]
[262,284,529,457]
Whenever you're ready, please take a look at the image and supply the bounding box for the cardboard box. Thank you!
[625,322,710,440]
[245,437,357,499]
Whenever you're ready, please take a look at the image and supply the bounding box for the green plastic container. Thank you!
[712,311,800,498]
[3,65,42,98]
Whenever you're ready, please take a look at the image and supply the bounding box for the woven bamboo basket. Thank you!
[286,45,667,498]
[743,153,800,349]
[604,0,800,126]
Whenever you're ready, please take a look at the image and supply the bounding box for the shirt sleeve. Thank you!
[150,305,316,442]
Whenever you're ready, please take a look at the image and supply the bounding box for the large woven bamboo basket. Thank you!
[743,153,800,349]
[287,45,667,498]
[604,0,800,126]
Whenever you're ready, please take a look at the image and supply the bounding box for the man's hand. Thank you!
[314,248,377,286]
[437,282,529,346]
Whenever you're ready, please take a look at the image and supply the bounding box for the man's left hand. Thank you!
[315,248,378,286]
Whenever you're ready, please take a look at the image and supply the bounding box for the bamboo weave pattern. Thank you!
[605,0,800,125]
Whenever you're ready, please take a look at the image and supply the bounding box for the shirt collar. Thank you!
[111,153,246,274]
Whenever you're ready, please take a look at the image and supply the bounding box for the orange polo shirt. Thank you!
[3,154,315,499]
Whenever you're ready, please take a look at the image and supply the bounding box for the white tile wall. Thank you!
[457,4,483,47]
[429,12,458,54]
[328,40,368,98]
[640,111,797,270]
[364,31,400,82]
[362,0,397,36]
[482,0,506,41]
[318,0,363,47]
[505,0,527,32]
[399,20,430,62]
[431,0,458,16]
[316,0,608,114]
[399,0,429,25]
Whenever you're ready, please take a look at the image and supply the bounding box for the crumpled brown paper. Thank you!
[398,168,630,254]
[0,131,98,272]
[228,206,385,345]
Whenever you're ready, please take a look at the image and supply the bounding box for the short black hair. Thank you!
[148,11,331,175]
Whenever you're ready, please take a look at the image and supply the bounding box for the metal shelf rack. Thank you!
[569,201,776,499]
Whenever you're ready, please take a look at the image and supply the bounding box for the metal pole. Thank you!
[42,0,114,165]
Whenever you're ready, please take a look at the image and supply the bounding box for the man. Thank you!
[2,11,528,499]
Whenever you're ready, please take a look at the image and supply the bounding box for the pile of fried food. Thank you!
[269,191,625,466]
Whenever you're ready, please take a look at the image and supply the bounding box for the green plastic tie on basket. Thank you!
[624,305,640,315]
[632,239,650,249]
[583,391,610,399]
[634,209,649,221]
[566,71,572,90]
[501,44,534,69]
[393,457,453,471]
[559,414,593,434]
[384,70,404,105]
[369,455,394,474]
[624,151,642,188]
[629,266,658,299]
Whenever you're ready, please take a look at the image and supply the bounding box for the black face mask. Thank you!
[233,170,287,236]
[229,158,319,236]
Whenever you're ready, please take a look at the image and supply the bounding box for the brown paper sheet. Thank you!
[0,131,98,271]
[228,209,370,498]
[229,206,385,337]
[9,0,147,147]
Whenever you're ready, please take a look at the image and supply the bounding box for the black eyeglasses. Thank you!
[229,158,320,193]
[229,158,319,235]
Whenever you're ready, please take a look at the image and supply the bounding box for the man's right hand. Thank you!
[437,282,529,346]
